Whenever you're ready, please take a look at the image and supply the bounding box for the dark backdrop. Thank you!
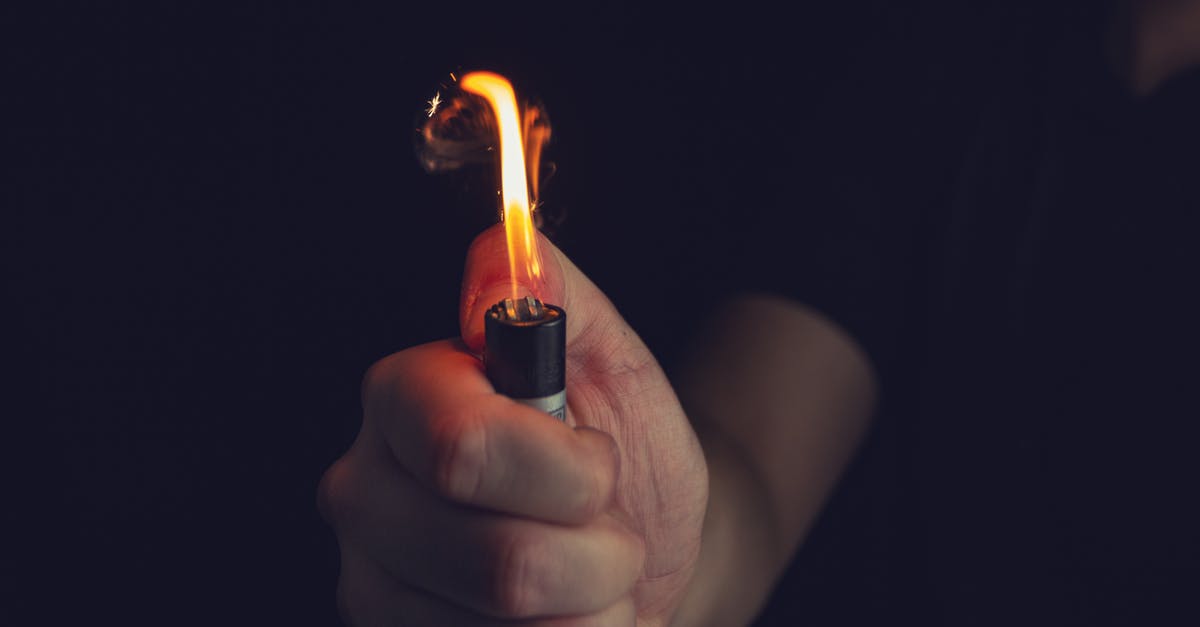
[8,2,1034,624]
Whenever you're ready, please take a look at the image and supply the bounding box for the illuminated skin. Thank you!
[322,226,710,625]
[319,4,1200,625]
[318,223,874,626]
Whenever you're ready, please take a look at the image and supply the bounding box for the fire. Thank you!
[460,71,544,302]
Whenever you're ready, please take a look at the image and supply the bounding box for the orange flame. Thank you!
[460,71,543,302]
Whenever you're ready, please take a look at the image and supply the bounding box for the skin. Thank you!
[319,4,1200,624]
[670,297,875,626]
[319,224,872,626]
[1114,0,1200,95]
[321,225,709,626]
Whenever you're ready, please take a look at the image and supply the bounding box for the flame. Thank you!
[460,71,543,302]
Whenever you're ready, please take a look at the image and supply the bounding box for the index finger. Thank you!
[362,339,620,525]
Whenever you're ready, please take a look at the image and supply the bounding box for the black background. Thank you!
[8,2,1069,625]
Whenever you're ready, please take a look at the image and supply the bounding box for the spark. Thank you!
[425,92,442,118]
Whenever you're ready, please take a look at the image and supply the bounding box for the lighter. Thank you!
[485,296,566,420]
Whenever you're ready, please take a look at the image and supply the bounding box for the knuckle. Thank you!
[432,414,488,503]
[586,448,619,520]
[489,530,543,617]
[360,354,398,415]
[568,431,617,522]
[578,465,612,520]
[316,456,358,530]
[564,466,608,524]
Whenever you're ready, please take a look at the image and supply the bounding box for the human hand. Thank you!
[319,225,708,626]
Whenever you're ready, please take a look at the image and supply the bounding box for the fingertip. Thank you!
[460,226,508,350]
[459,226,569,350]
[461,283,513,352]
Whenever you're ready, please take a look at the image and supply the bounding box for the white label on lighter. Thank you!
[514,391,566,421]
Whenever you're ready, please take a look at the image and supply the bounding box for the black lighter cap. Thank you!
[484,302,566,399]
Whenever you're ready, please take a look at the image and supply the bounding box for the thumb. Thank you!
[459,225,645,364]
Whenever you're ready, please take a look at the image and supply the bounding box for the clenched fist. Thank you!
[319,225,708,626]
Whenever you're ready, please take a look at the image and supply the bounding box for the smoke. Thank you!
[414,74,560,232]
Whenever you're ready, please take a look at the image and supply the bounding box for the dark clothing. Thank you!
[751,6,1200,626]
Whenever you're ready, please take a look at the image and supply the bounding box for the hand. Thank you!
[319,225,708,626]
